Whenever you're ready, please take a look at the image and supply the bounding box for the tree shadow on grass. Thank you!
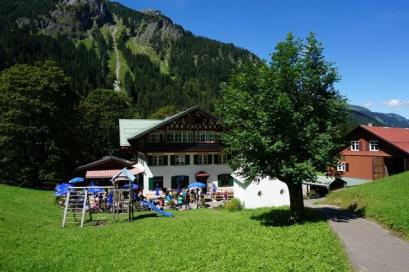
[250,206,362,227]
[314,204,365,223]
[250,208,325,227]
[132,213,159,220]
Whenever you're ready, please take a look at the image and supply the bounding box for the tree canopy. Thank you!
[79,88,135,162]
[218,33,348,220]
[0,61,78,186]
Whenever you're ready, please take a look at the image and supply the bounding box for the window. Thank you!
[147,130,163,143]
[194,154,212,165]
[148,176,163,191]
[171,176,189,189]
[369,140,379,151]
[147,155,168,166]
[351,141,360,151]
[184,131,193,142]
[166,131,175,142]
[214,154,228,164]
[175,154,185,165]
[170,154,190,165]
[174,131,183,143]
[337,162,346,172]
[198,154,208,165]
[195,131,216,143]
[218,174,234,187]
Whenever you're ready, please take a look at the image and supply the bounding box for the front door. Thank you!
[372,157,385,180]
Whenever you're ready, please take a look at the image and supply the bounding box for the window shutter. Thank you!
[213,154,219,164]
[194,155,198,165]
[345,163,349,172]
[147,156,153,166]
[217,175,222,187]
[208,154,213,164]
[148,177,154,191]
[163,155,168,166]
[185,154,190,165]
[170,155,176,165]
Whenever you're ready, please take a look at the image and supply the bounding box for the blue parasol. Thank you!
[187,182,207,189]
[88,182,105,195]
[55,183,70,196]
[69,177,84,184]
[122,183,139,190]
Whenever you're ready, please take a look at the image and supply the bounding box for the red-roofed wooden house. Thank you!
[339,125,409,180]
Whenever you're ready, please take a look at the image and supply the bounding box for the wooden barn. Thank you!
[338,125,409,180]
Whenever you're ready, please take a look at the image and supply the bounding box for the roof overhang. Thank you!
[126,105,221,143]
[86,167,143,179]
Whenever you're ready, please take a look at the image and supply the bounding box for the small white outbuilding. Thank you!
[232,174,290,209]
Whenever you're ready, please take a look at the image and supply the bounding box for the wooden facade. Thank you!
[128,109,224,154]
[339,125,409,180]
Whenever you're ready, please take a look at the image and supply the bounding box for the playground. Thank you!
[56,168,235,228]
[0,184,351,271]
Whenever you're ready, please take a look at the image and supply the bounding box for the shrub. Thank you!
[223,198,242,212]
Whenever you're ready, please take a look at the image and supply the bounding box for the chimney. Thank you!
[368,123,373,126]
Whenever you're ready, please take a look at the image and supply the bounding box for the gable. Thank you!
[342,125,409,156]
[125,106,222,144]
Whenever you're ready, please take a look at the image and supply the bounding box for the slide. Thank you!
[138,200,173,217]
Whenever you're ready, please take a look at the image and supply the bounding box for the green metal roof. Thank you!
[119,119,161,146]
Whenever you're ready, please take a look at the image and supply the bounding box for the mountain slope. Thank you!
[348,104,409,129]
[0,0,258,116]
[2,0,406,128]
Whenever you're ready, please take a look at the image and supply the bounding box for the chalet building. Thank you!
[119,106,234,192]
[339,125,409,180]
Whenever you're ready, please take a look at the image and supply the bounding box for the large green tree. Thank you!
[0,61,78,186]
[219,33,348,220]
[79,89,135,162]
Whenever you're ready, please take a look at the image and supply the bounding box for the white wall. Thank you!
[233,174,290,209]
[133,155,232,193]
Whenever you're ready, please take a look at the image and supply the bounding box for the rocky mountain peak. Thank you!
[47,0,111,36]
[141,9,162,17]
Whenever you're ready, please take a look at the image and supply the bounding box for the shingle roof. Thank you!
[361,125,409,154]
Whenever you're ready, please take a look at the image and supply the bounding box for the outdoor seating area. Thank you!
[55,170,236,228]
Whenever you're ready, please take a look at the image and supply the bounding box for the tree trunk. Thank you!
[287,182,305,222]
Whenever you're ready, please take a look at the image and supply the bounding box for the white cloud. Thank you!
[384,99,409,108]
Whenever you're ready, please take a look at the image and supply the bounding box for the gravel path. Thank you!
[305,199,409,272]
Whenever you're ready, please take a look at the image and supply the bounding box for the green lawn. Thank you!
[0,185,350,271]
[325,171,409,238]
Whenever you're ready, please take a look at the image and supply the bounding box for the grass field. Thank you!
[325,172,409,238]
[0,185,350,271]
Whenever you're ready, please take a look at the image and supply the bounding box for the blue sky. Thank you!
[117,0,409,118]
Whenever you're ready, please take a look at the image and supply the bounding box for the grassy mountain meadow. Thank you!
[325,171,409,238]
